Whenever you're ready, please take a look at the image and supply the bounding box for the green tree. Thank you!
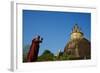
[38,50,54,61]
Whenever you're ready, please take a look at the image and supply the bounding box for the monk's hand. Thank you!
[41,38,43,41]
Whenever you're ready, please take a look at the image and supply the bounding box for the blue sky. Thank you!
[23,10,91,55]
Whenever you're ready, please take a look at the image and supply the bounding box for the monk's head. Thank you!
[35,35,40,39]
[35,35,43,42]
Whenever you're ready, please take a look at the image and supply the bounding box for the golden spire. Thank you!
[71,24,84,40]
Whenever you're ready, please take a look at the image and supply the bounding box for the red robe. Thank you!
[27,39,42,62]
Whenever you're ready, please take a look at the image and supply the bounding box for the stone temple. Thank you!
[64,24,91,59]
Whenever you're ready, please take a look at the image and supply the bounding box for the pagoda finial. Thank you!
[72,24,80,32]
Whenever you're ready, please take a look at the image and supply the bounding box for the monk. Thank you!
[27,35,43,62]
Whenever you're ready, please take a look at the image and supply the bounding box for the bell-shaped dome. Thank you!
[64,38,91,59]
